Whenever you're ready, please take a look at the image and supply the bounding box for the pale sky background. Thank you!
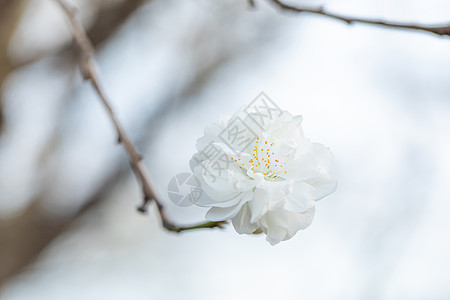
[1,0,450,299]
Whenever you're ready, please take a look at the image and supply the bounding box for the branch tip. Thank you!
[137,205,147,213]
[267,0,450,37]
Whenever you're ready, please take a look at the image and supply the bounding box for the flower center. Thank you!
[230,137,287,181]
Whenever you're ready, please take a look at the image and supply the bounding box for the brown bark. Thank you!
[0,0,26,134]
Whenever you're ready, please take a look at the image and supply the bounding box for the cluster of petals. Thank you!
[190,108,336,245]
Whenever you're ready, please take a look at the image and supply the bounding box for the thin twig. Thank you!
[55,0,227,232]
[267,0,450,37]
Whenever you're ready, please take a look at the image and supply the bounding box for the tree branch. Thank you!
[267,0,450,37]
[54,0,227,232]
[0,0,27,135]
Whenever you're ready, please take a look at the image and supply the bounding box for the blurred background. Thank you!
[1,0,450,299]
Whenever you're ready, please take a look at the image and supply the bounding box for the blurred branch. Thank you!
[0,0,25,74]
[267,0,450,37]
[55,0,227,232]
[1,0,246,286]
[12,0,147,69]
[0,169,123,287]
[1,0,147,136]
[0,0,149,286]
[86,0,146,46]
[0,0,26,134]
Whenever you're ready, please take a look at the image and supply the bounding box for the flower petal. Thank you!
[232,203,260,234]
[192,164,238,202]
[305,173,337,201]
[284,181,316,213]
[206,202,243,221]
[312,142,334,172]
[283,152,321,181]
[248,188,267,223]
[260,207,315,245]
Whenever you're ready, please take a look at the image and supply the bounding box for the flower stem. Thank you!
[164,221,228,233]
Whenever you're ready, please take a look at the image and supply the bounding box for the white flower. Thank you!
[190,107,336,245]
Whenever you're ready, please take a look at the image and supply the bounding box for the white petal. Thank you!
[267,113,303,141]
[260,207,315,245]
[306,174,337,201]
[192,165,238,202]
[194,193,241,208]
[264,225,288,246]
[283,230,298,241]
[284,181,316,213]
[312,142,334,172]
[232,203,260,234]
[229,169,256,192]
[283,152,320,181]
[203,122,224,137]
[206,202,243,221]
[248,188,267,223]
[205,191,253,220]
[283,142,334,182]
